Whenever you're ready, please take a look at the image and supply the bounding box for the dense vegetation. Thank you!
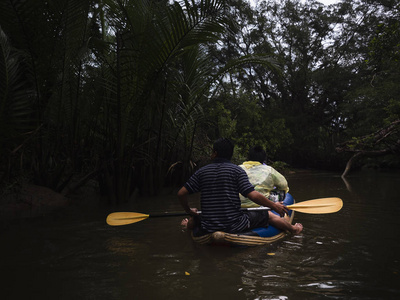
[1,0,399,203]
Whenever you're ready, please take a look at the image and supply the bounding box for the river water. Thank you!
[1,170,400,299]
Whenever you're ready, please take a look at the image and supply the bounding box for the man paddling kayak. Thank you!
[178,138,303,236]
[239,145,289,207]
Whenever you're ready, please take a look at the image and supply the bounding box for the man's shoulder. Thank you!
[254,164,273,171]
[199,160,244,173]
[220,161,244,171]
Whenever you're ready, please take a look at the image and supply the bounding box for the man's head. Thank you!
[247,146,266,163]
[212,138,234,160]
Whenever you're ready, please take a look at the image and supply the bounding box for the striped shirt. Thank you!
[184,158,255,233]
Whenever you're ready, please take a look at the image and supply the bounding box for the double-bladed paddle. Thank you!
[106,197,343,226]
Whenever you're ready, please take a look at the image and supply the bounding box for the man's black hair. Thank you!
[213,138,234,160]
[247,146,267,163]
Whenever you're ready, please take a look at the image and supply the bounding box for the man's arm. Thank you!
[272,168,289,193]
[247,190,288,217]
[177,186,198,216]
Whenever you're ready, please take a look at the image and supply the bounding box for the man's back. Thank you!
[184,158,254,233]
[239,161,289,207]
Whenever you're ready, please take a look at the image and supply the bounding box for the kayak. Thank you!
[191,193,295,246]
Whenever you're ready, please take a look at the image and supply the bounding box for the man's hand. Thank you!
[271,201,288,217]
[247,190,288,217]
[187,207,199,217]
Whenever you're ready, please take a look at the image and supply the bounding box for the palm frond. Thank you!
[0,26,34,149]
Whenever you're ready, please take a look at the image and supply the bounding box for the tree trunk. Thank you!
[341,152,362,178]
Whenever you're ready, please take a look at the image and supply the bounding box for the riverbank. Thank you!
[0,181,101,222]
[0,167,317,222]
[0,167,358,222]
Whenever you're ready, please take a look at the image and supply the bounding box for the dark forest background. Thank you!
[1,0,399,204]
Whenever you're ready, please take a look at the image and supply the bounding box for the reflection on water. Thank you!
[107,236,138,255]
[1,170,400,299]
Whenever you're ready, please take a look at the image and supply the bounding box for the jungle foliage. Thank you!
[0,0,399,202]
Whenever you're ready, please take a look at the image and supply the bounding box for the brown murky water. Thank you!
[2,170,400,299]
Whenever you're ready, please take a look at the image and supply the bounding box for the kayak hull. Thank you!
[191,193,295,246]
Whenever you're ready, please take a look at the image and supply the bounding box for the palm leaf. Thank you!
[0,26,34,150]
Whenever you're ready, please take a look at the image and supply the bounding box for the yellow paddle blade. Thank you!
[106,212,150,226]
[287,197,343,214]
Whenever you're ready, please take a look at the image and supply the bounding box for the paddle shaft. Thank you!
[144,212,190,218]
[106,197,343,226]
[146,207,271,218]
[148,206,335,218]
[148,203,335,216]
